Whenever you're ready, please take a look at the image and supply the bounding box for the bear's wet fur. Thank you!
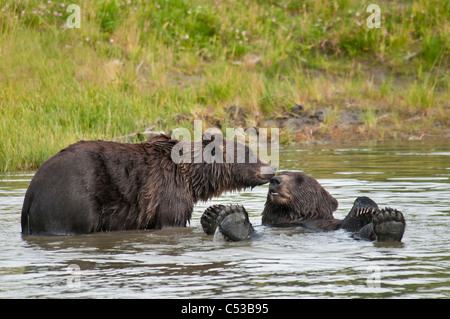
[21,134,276,235]
[201,171,406,242]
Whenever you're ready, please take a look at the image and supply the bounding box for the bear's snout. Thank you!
[269,176,287,198]
[270,175,282,185]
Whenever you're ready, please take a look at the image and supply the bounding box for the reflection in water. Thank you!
[0,139,449,298]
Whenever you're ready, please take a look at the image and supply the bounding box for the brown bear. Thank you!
[21,134,276,235]
[201,171,406,242]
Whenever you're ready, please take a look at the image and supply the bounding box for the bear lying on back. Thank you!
[21,134,276,235]
[201,171,406,242]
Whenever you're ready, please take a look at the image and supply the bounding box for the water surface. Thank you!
[0,139,449,298]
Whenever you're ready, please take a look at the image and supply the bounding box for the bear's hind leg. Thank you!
[373,208,406,242]
[218,205,254,242]
[201,204,254,241]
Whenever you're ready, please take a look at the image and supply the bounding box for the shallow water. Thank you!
[0,139,449,298]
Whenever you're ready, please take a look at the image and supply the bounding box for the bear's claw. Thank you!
[349,196,380,224]
[201,204,223,235]
[340,196,380,232]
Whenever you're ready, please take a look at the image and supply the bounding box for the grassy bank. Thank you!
[0,0,449,172]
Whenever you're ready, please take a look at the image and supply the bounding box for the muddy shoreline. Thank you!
[114,105,449,145]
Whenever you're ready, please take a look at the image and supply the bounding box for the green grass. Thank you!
[0,0,449,171]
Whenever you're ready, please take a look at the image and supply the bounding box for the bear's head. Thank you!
[167,132,277,202]
[262,171,338,225]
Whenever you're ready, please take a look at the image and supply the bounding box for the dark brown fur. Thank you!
[21,134,275,235]
[202,171,405,242]
[261,171,341,231]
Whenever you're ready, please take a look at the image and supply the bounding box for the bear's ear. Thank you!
[330,194,338,211]
[295,173,305,184]
[320,187,338,214]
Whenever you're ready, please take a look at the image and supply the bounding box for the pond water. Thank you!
[0,139,449,299]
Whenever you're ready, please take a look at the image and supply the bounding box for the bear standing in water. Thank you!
[201,171,406,242]
[21,134,276,235]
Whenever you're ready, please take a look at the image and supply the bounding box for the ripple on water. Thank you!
[0,141,449,298]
